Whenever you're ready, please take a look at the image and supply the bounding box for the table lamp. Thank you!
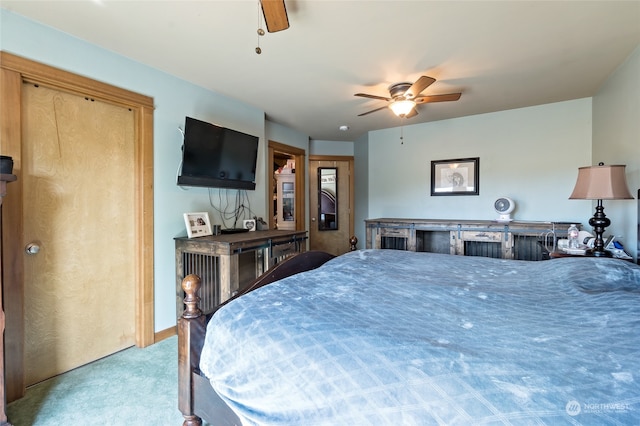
[569,163,634,257]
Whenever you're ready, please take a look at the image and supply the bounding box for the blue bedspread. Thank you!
[200,250,640,425]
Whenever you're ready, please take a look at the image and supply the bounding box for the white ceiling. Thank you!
[2,1,639,141]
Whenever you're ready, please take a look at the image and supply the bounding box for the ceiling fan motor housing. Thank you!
[389,82,412,99]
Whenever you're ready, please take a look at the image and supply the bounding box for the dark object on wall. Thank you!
[0,156,13,175]
[177,117,259,190]
[431,157,479,196]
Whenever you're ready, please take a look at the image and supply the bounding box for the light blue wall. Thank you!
[353,133,369,248]
[266,121,308,152]
[0,9,310,332]
[366,98,592,227]
[593,45,640,261]
[309,140,354,156]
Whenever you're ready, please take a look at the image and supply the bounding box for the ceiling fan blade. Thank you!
[404,76,436,98]
[414,93,462,103]
[358,106,389,117]
[354,93,391,101]
[261,0,289,33]
[405,107,419,118]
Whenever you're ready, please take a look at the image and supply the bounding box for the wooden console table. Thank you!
[365,218,577,261]
[175,229,307,317]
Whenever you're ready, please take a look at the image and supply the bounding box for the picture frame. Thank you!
[183,212,213,238]
[431,157,479,196]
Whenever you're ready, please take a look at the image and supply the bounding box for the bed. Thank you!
[178,243,640,425]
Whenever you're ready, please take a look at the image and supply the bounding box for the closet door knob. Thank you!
[25,242,40,255]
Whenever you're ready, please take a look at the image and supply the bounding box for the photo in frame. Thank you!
[183,212,213,238]
[431,157,479,196]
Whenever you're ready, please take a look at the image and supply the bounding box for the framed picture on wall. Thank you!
[431,157,479,196]
[183,212,213,238]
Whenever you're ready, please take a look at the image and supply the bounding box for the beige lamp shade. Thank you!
[569,164,634,200]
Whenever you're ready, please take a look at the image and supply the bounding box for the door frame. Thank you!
[0,52,155,401]
[268,141,305,232]
[308,155,355,249]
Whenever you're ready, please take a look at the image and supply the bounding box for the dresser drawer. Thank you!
[458,231,503,242]
[379,227,410,238]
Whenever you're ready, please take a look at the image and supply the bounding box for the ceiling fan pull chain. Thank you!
[256,1,265,54]
[400,118,404,145]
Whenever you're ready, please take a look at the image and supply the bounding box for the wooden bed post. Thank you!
[349,235,358,251]
[178,274,205,426]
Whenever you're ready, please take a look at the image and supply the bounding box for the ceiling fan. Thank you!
[261,0,289,33]
[355,76,461,118]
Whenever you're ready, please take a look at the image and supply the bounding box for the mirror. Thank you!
[318,167,338,231]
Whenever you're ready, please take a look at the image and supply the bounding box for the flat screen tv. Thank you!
[177,117,259,190]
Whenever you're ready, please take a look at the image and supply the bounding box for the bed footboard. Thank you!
[178,250,336,426]
[177,275,208,426]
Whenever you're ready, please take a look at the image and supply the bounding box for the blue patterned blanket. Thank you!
[200,249,640,425]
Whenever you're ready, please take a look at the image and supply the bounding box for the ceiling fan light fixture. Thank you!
[389,100,416,117]
[355,75,460,118]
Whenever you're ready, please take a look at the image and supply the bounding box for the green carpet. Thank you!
[7,336,186,425]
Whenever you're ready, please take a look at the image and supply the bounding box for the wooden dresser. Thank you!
[175,229,307,317]
[365,218,577,261]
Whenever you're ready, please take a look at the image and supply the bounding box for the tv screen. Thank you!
[177,117,259,190]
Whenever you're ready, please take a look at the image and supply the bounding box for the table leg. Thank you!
[218,254,239,302]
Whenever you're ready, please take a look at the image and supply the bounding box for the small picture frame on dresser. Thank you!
[183,212,212,238]
[431,157,479,196]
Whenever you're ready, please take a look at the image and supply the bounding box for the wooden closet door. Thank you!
[22,83,136,385]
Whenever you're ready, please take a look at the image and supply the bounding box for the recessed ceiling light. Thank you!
[339,125,349,131]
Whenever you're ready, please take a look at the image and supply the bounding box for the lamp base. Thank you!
[588,200,611,257]
[591,249,612,257]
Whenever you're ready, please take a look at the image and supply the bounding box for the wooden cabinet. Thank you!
[175,230,307,317]
[365,218,577,261]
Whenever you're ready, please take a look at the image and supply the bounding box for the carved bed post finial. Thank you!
[182,415,202,426]
[182,274,202,319]
[349,235,358,251]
